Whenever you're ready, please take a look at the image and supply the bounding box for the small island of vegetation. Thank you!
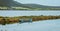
[0,15,60,25]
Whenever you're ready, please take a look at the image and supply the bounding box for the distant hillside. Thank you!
[0,0,13,7]
[23,4,60,8]
[0,0,32,8]
[0,0,60,10]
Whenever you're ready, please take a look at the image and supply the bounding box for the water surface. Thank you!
[0,10,60,17]
[0,19,60,31]
[0,10,60,31]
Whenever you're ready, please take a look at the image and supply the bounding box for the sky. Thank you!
[14,0,60,6]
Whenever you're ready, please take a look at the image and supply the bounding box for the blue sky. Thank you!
[14,0,60,6]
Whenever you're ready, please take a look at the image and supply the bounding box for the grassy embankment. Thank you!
[0,7,60,10]
[0,15,60,25]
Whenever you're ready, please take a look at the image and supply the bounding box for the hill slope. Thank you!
[0,0,60,10]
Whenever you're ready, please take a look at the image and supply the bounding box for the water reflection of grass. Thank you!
[0,15,60,25]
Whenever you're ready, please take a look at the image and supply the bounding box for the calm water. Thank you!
[0,10,60,17]
[0,19,60,31]
[0,10,60,31]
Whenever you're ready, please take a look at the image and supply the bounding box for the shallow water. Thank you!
[0,19,60,31]
[0,10,60,31]
[0,10,60,17]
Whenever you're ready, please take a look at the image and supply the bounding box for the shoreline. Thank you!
[0,16,60,25]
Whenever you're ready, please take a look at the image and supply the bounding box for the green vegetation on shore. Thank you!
[0,7,60,10]
[0,15,60,25]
